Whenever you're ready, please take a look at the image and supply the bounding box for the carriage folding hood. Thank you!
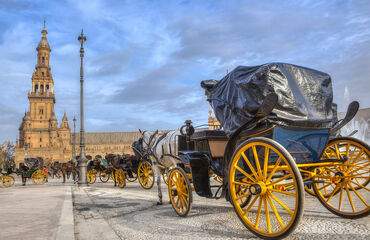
[201,62,337,136]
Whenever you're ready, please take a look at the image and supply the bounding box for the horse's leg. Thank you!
[113,169,117,187]
[154,165,162,205]
[62,170,66,183]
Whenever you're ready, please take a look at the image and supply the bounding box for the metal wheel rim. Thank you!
[31,170,46,185]
[229,140,302,238]
[313,139,370,217]
[138,161,154,189]
[168,168,192,216]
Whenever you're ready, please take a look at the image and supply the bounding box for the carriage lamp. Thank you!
[180,120,195,150]
[181,120,195,136]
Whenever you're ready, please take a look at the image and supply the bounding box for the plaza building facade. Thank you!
[14,25,140,166]
[14,25,221,166]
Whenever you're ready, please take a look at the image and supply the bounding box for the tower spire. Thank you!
[44,18,46,29]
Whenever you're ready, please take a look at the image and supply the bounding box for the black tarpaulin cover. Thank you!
[201,63,336,136]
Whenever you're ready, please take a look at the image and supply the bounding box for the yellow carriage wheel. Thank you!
[229,137,304,239]
[1,175,15,188]
[313,137,370,219]
[31,170,47,185]
[168,167,193,217]
[99,171,109,183]
[115,169,126,188]
[138,161,155,189]
[87,170,97,184]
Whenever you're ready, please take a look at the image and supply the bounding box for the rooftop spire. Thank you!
[37,19,50,51]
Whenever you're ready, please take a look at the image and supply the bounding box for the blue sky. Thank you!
[0,0,369,142]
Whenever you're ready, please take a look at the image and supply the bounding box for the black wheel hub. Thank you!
[335,172,345,183]
[171,189,178,196]
[249,184,262,195]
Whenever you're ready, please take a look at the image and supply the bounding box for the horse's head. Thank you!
[138,129,159,152]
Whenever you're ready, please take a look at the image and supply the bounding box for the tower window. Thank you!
[40,138,42,142]
[39,108,44,115]
[42,57,45,64]
[42,72,44,77]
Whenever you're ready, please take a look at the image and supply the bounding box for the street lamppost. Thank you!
[72,116,76,161]
[24,143,28,161]
[78,29,88,185]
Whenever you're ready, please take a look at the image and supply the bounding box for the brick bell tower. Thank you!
[15,21,71,166]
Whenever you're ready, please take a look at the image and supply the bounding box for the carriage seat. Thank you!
[191,130,228,158]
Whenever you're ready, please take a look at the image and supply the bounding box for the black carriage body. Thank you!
[178,124,331,199]
[16,158,41,178]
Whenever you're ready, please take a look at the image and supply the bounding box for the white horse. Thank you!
[138,129,181,205]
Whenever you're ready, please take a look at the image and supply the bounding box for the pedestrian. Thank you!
[19,163,27,186]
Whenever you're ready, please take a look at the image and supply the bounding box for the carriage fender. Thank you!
[179,151,213,198]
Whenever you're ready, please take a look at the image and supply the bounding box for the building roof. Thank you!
[75,132,142,144]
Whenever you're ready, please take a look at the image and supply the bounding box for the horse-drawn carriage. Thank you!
[86,154,139,187]
[0,162,16,188]
[137,63,369,239]
[16,158,47,186]
[86,156,106,184]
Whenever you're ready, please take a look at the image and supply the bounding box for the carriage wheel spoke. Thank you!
[269,192,293,216]
[264,195,271,233]
[318,182,333,191]
[236,192,251,201]
[324,183,340,203]
[350,149,365,165]
[270,173,293,185]
[252,146,263,179]
[235,166,256,182]
[345,185,356,212]
[243,195,259,216]
[254,196,263,228]
[270,188,296,196]
[241,152,259,180]
[338,185,344,210]
[348,183,369,207]
[348,179,370,191]
[263,147,269,181]
[333,144,340,159]
[232,180,254,186]
[348,163,370,175]
[266,157,282,182]
[345,144,350,158]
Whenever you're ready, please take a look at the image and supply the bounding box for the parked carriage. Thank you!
[138,63,369,239]
[16,158,47,186]
[0,163,16,188]
[102,154,140,188]
[87,156,107,184]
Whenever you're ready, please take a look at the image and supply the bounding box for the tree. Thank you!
[0,141,15,169]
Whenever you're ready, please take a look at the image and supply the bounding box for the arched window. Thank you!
[42,57,45,64]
